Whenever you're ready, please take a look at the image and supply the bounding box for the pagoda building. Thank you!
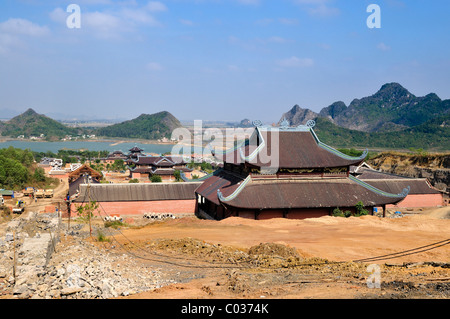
[128,146,145,160]
[126,155,193,181]
[195,120,410,220]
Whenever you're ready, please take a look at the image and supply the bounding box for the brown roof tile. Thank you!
[196,172,406,209]
[216,127,366,169]
[361,179,441,195]
[222,178,406,209]
[74,182,201,202]
[195,170,247,205]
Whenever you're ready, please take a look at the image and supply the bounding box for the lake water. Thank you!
[0,140,176,154]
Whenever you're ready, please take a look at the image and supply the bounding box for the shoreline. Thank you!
[0,137,177,146]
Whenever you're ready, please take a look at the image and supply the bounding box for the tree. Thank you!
[355,201,369,217]
[0,155,29,189]
[76,200,99,237]
[33,167,46,182]
[174,170,182,182]
[112,159,125,171]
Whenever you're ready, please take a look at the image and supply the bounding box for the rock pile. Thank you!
[0,212,175,299]
[19,238,174,299]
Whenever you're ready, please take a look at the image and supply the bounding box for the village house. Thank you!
[68,163,102,199]
[38,157,63,173]
[126,155,193,181]
[195,121,410,220]
[101,150,128,165]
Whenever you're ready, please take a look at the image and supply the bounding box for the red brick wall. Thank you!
[232,208,331,220]
[388,194,443,208]
[258,210,284,220]
[287,209,330,219]
[131,172,142,179]
[235,211,255,219]
[71,199,196,217]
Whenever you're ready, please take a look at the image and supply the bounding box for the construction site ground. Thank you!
[110,208,450,300]
[1,177,449,300]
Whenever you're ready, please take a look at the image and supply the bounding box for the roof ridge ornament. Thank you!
[349,175,410,198]
[306,119,316,128]
[280,118,290,130]
[252,120,263,127]
[217,175,252,202]
[398,186,411,198]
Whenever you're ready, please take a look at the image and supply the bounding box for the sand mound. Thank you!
[425,207,450,219]
[248,243,300,259]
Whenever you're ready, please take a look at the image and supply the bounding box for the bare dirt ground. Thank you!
[2,181,449,300]
[105,207,450,299]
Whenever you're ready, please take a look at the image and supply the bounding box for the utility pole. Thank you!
[87,176,92,238]
[67,192,71,231]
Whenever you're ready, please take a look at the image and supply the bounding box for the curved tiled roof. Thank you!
[74,182,201,202]
[214,125,367,169]
[196,173,408,210]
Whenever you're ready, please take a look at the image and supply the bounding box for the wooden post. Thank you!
[89,210,92,238]
[49,229,56,253]
[87,181,92,238]
[12,230,16,280]
[68,201,71,231]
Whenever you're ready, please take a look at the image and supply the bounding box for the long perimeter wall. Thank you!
[70,199,196,218]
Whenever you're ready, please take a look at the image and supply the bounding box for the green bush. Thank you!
[150,175,162,183]
[332,208,344,217]
[355,201,369,216]
[344,210,353,218]
[96,230,110,242]
[104,220,127,229]
[333,202,369,218]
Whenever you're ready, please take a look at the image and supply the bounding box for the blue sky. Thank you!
[1,0,449,122]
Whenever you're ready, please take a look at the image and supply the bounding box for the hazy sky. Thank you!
[1,0,449,122]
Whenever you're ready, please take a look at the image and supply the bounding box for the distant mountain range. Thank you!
[280,83,450,132]
[1,83,448,151]
[279,83,450,151]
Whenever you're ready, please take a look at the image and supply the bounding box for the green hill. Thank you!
[314,115,450,151]
[95,111,183,140]
[0,108,79,140]
[319,83,450,132]
[280,82,450,151]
